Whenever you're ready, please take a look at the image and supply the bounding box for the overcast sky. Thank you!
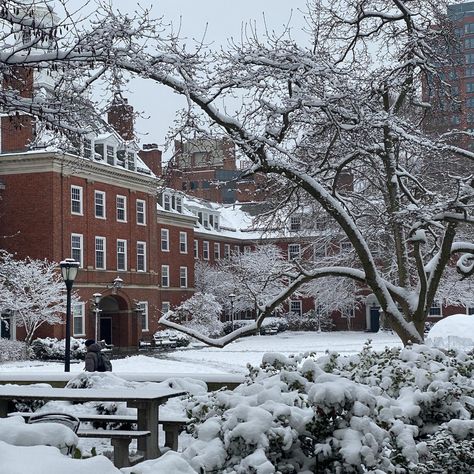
[72,1,309,156]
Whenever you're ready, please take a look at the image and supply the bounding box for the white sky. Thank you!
[70,1,310,155]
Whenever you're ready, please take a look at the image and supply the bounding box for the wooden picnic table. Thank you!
[0,385,185,460]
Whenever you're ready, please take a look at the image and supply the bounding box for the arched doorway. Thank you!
[97,295,138,348]
[365,294,380,332]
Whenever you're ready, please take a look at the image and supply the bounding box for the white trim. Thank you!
[203,241,210,260]
[161,265,170,287]
[138,301,149,332]
[71,185,83,215]
[94,190,106,219]
[72,302,85,336]
[116,195,127,222]
[194,239,198,259]
[214,242,221,260]
[136,199,146,225]
[137,241,146,272]
[179,231,188,254]
[161,228,170,252]
[95,236,106,270]
[71,233,84,268]
[117,239,127,271]
[180,266,188,288]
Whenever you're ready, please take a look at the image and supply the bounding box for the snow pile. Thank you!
[181,343,474,473]
[426,314,474,350]
[0,339,29,362]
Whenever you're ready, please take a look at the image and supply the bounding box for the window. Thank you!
[467,37,474,50]
[161,301,170,315]
[71,234,83,267]
[429,301,442,317]
[71,186,83,215]
[465,23,474,34]
[197,212,203,225]
[468,97,474,108]
[116,195,127,222]
[466,53,474,64]
[340,241,352,252]
[94,143,104,160]
[214,243,220,260]
[137,241,146,272]
[83,138,93,159]
[72,302,85,336]
[106,145,114,165]
[244,246,252,254]
[138,301,148,332]
[94,191,106,219]
[203,241,210,260]
[179,232,188,253]
[163,193,171,211]
[161,265,169,287]
[161,229,169,252]
[214,215,219,230]
[467,82,474,93]
[290,216,302,232]
[234,245,240,255]
[117,239,127,271]
[288,244,301,260]
[95,236,106,270]
[203,213,209,228]
[467,66,474,77]
[314,244,326,259]
[175,196,182,213]
[224,244,231,259]
[136,200,146,225]
[290,300,302,317]
[180,267,188,288]
[194,240,198,259]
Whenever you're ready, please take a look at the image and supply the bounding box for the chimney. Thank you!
[139,144,162,176]
[1,66,34,153]
[107,95,134,141]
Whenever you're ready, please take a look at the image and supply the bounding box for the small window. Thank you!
[161,301,170,315]
[136,199,146,225]
[161,229,169,252]
[161,265,170,287]
[465,23,474,34]
[466,53,474,65]
[340,241,352,252]
[175,197,183,213]
[194,240,198,259]
[117,239,127,271]
[71,234,83,267]
[179,232,187,254]
[71,186,83,215]
[95,191,106,219]
[234,245,240,255]
[137,241,146,272]
[290,216,302,232]
[214,215,219,230]
[203,214,209,228]
[94,143,104,160]
[244,246,252,254]
[180,267,188,288]
[429,301,442,317]
[214,242,220,260]
[127,152,135,171]
[290,300,302,317]
[106,145,114,165]
[467,82,474,93]
[198,212,203,225]
[288,244,301,260]
[72,302,85,336]
[116,195,127,222]
[138,301,148,332]
[83,139,93,159]
[203,241,210,260]
[163,193,171,211]
[95,236,106,270]
[224,244,231,259]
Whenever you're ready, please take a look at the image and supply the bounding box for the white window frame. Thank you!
[288,244,301,260]
[116,195,127,222]
[161,265,170,288]
[161,301,170,316]
[137,241,146,272]
[175,196,182,213]
[180,266,188,288]
[163,193,171,211]
[138,301,149,332]
[290,300,302,317]
[94,191,106,219]
[136,199,146,225]
[179,232,188,254]
[95,236,106,270]
[71,233,83,267]
[117,239,127,271]
[214,242,220,260]
[203,241,210,260]
[194,240,198,259]
[289,216,302,232]
[71,185,83,215]
[429,301,442,318]
[161,229,169,252]
[224,244,231,259]
[72,302,85,336]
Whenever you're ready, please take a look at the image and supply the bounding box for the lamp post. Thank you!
[60,258,79,372]
[229,293,236,331]
[92,293,102,342]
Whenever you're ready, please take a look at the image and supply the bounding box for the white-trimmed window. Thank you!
[203,241,210,260]
[137,241,146,272]
[175,196,183,213]
[429,301,442,317]
[290,216,302,232]
[106,145,115,165]
[244,246,252,254]
[234,245,240,255]
[288,244,301,260]
[340,240,352,252]
[136,199,146,225]
[161,265,170,287]
[71,234,83,267]
[117,239,127,271]
[71,186,83,215]
[161,229,169,252]
[161,301,170,316]
[72,302,85,336]
[138,301,149,332]
[83,138,93,159]
[214,243,220,260]
[180,266,188,288]
[116,195,127,222]
[194,240,198,259]
[224,244,231,259]
[95,236,106,270]
[163,193,171,211]
[179,232,188,254]
[203,213,209,228]
[94,191,106,219]
[290,300,302,317]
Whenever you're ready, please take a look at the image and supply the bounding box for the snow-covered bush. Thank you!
[0,339,30,362]
[154,329,190,347]
[30,337,86,361]
[286,310,335,332]
[181,343,474,473]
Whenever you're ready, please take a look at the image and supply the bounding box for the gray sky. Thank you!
[74,1,309,156]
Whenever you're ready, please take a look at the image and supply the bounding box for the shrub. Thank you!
[285,310,335,332]
[0,339,30,362]
[30,337,86,361]
[154,329,190,347]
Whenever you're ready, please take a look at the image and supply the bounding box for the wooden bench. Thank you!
[8,412,189,451]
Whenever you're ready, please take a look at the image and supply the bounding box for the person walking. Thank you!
[84,339,112,372]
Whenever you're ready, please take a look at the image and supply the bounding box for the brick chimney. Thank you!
[139,144,162,176]
[1,66,34,153]
[107,95,134,141]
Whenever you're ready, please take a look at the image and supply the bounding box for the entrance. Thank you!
[100,317,112,344]
[370,305,380,332]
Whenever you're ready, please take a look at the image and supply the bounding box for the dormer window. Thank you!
[163,193,171,211]
[214,215,219,230]
[176,197,183,213]
[83,138,93,160]
[290,216,302,232]
[94,143,104,161]
[197,211,203,224]
[116,150,126,167]
[127,152,136,171]
[203,213,209,228]
[106,145,115,165]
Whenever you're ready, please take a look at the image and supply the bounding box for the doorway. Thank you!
[100,317,112,344]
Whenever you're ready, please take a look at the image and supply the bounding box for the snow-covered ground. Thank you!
[0,331,402,375]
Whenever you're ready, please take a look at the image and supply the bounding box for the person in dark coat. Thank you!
[84,339,102,372]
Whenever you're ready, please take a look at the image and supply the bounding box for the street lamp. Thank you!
[228,293,236,331]
[92,293,102,342]
[60,258,79,372]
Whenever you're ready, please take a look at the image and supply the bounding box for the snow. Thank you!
[426,314,474,350]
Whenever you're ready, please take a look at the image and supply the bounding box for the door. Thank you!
[370,306,380,333]
[100,317,112,344]
[0,316,10,339]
